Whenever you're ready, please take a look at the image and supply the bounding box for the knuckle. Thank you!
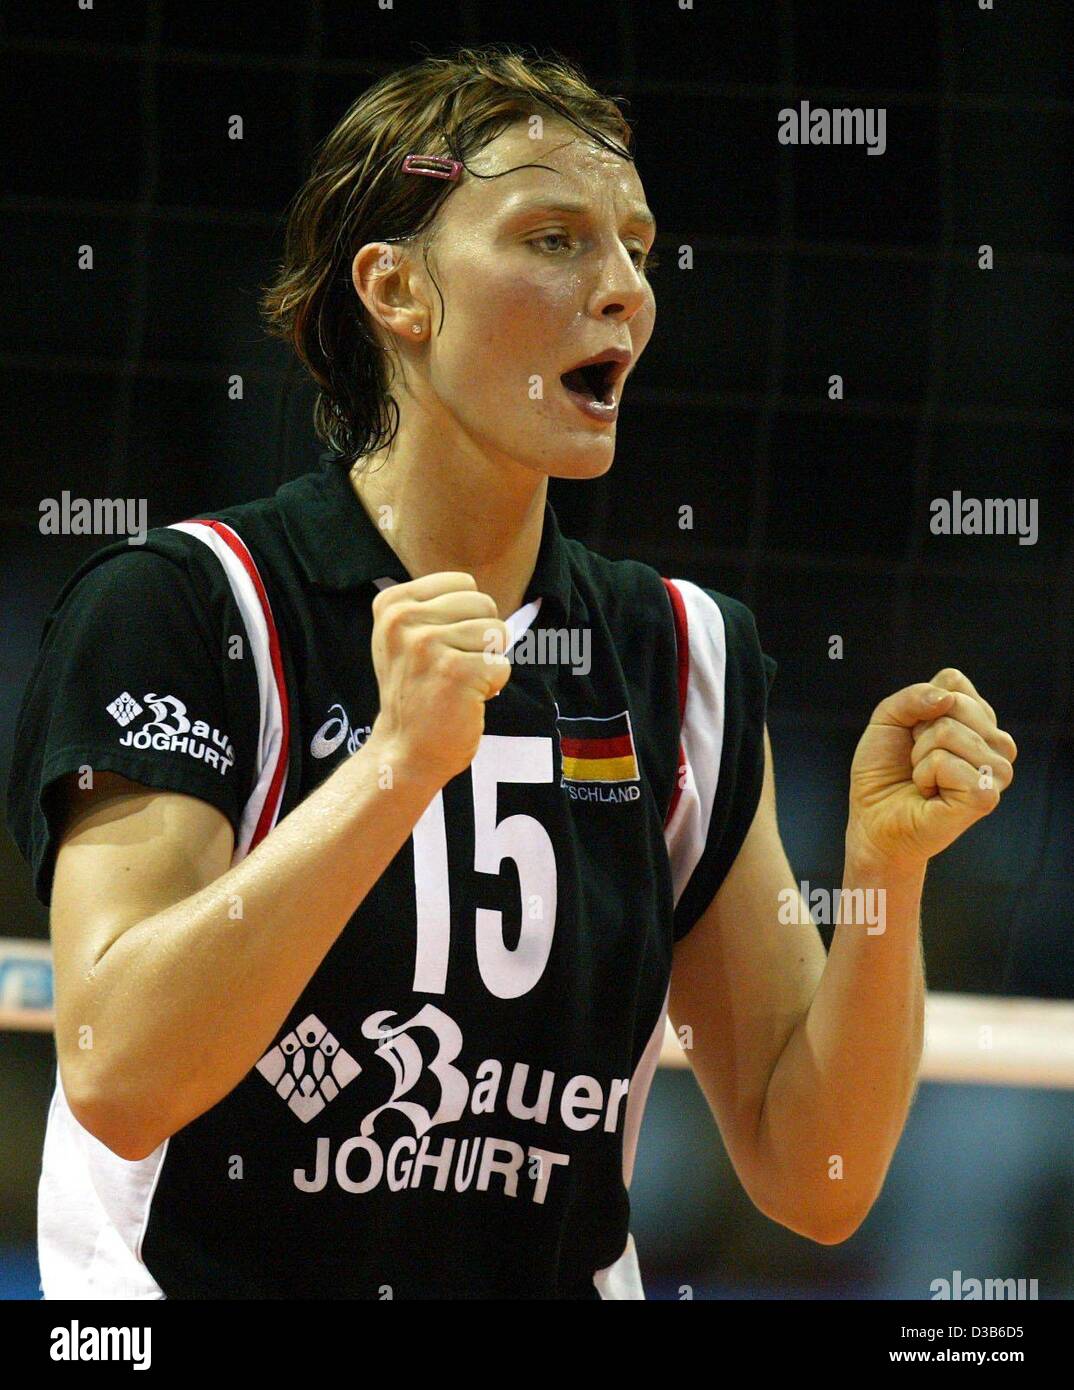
[410,628,439,669]
[378,600,408,636]
[429,643,454,674]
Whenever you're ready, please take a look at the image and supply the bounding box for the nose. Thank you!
[588,241,650,322]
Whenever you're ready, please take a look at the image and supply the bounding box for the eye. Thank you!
[529,231,574,254]
[632,247,660,275]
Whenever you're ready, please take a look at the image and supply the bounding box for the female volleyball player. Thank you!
[7,46,1016,1299]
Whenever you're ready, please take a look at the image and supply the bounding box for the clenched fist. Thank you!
[367,571,512,788]
[846,667,1017,876]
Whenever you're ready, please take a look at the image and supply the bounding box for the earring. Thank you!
[411,323,423,335]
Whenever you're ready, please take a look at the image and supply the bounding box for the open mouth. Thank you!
[558,351,631,420]
[559,360,619,405]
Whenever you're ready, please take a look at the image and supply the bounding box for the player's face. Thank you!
[409,118,657,480]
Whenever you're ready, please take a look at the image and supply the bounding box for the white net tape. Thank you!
[661,994,1074,1089]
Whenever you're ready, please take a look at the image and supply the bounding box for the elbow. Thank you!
[803,1210,869,1246]
[751,1180,874,1246]
[798,1187,880,1244]
[765,1204,870,1246]
[762,1205,869,1247]
[62,1067,165,1163]
[72,1096,163,1163]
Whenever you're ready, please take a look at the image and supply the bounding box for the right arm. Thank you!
[51,571,511,1161]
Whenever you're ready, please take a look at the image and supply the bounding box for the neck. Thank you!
[349,414,549,621]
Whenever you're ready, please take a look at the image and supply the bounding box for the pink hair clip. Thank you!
[401,153,463,182]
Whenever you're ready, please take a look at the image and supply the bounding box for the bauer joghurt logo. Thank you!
[105,690,236,775]
[265,1003,630,1207]
[778,100,887,156]
[39,490,148,545]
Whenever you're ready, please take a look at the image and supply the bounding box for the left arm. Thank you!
[669,668,1017,1244]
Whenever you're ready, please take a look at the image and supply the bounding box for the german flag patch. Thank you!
[555,707,639,784]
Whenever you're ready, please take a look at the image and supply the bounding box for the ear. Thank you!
[351,242,426,342]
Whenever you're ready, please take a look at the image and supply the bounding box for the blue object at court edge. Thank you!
[0,1245,42,1301]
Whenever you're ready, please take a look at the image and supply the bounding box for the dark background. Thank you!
[1,0,1072,1298]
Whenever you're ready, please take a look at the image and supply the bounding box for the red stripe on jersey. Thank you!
[559,732,635,760]
[188,518,290,850]
[661,578,690,829]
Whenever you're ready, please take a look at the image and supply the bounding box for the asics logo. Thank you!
[310,703,371,760]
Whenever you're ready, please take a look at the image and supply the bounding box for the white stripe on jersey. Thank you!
[169,520,288,860]
[662,579,728,905]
